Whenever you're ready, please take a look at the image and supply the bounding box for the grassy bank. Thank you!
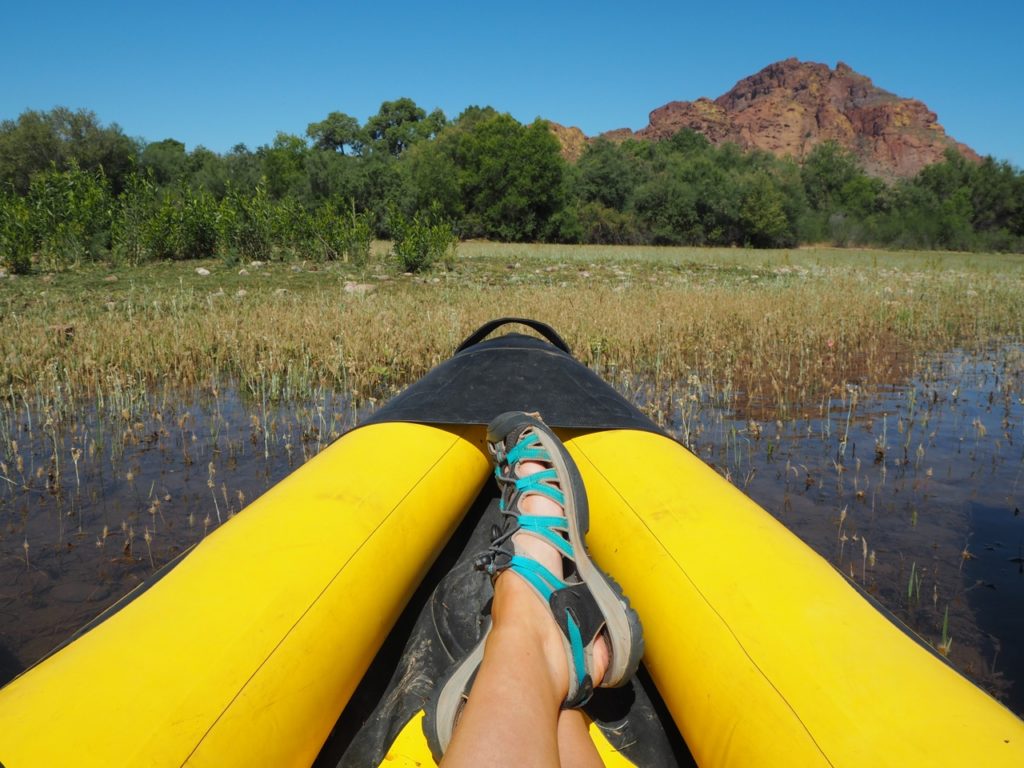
[2,244,1023,424]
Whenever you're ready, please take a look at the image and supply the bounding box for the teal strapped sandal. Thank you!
[481,411,644,706]
[424,412,644,761]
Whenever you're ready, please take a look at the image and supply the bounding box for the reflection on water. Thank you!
[661,345,1024,713]
[0,347,1021,716]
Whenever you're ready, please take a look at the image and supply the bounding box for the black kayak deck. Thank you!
[366,318,663,434]
[319,320,689,766]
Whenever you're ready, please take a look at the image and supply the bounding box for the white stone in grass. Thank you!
[195,267,211,276]
[344,281,375,295]
[235,289,248,298]
[238,268,249,276]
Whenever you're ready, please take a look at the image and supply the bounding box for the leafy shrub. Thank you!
[739,172,797,248]
[0,192,34,273]
[311,199,374,265]
[270,196,314,258]
[27,163,112,269]
[219,182,273,262]
[111,170,157,265]
[576,202,642,245]
[146,185,218,260]
[388,207,456,272]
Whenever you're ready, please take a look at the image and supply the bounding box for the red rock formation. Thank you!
[597,59,979,178]
[545,121,588,162]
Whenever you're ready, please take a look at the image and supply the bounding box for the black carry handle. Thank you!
[454,318,572,355]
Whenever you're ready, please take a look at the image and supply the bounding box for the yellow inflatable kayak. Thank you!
[0,318,1020,767]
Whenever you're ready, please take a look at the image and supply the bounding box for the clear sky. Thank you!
[3,0,1021,167]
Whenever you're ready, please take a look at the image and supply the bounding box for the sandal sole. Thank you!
[487,412,645,690]
[423,623,490,762]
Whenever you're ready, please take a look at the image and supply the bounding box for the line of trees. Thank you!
[1,102,1022,273]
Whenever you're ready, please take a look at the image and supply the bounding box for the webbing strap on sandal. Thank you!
[497,469,566,511]
[513,470,565,505]
[505,435,551,466]
[507,556,588,694]
[516,515,573,559]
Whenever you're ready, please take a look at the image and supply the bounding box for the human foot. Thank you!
[490,458,610,693]
[424,413,641,760]
[481,412,643,705]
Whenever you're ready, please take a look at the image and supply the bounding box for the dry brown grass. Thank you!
[1,246,1022,422]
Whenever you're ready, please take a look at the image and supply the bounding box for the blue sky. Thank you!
[3,0,1022,167]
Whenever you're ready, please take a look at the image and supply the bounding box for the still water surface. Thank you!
[1,347,1021,714]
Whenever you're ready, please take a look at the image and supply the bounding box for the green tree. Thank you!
[910,150,981,249]
[666,128,712,157]
[453,105,499,129]
[140,139,188,185]
[259,133,309,199]
[222,144,264,193]
[358,152,406,231]
[188,146,231,197]
[305,150,365,205]
[575,202,641,244]
[801,141,865,211]
[739,171,795,247]
[310,198,373,264]
[577,138,639,211]
[969,157,1020,234]
[0,111,61,195]
[634,171,703,245]
[404,136,462,221]
[451,114,566,241]
[307,112,365,155]
[0,107,138,194]
[365,98,445,156]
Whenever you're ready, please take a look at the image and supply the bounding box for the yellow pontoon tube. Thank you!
[0,318,1021,767]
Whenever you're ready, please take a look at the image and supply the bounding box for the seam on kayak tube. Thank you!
[181,427,471,767]
[572,440,836,768]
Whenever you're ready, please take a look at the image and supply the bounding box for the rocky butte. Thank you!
[550,59,979,179]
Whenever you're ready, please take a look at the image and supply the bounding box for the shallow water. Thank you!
[0,387,360,680]
[0,347,1021,716]
[661,346,1024,712]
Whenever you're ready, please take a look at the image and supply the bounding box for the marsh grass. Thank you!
[1,243,1023,704]
[3,244,1022,426]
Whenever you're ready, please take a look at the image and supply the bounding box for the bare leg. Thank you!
[557,709,605,768]
[441,461,609,768]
